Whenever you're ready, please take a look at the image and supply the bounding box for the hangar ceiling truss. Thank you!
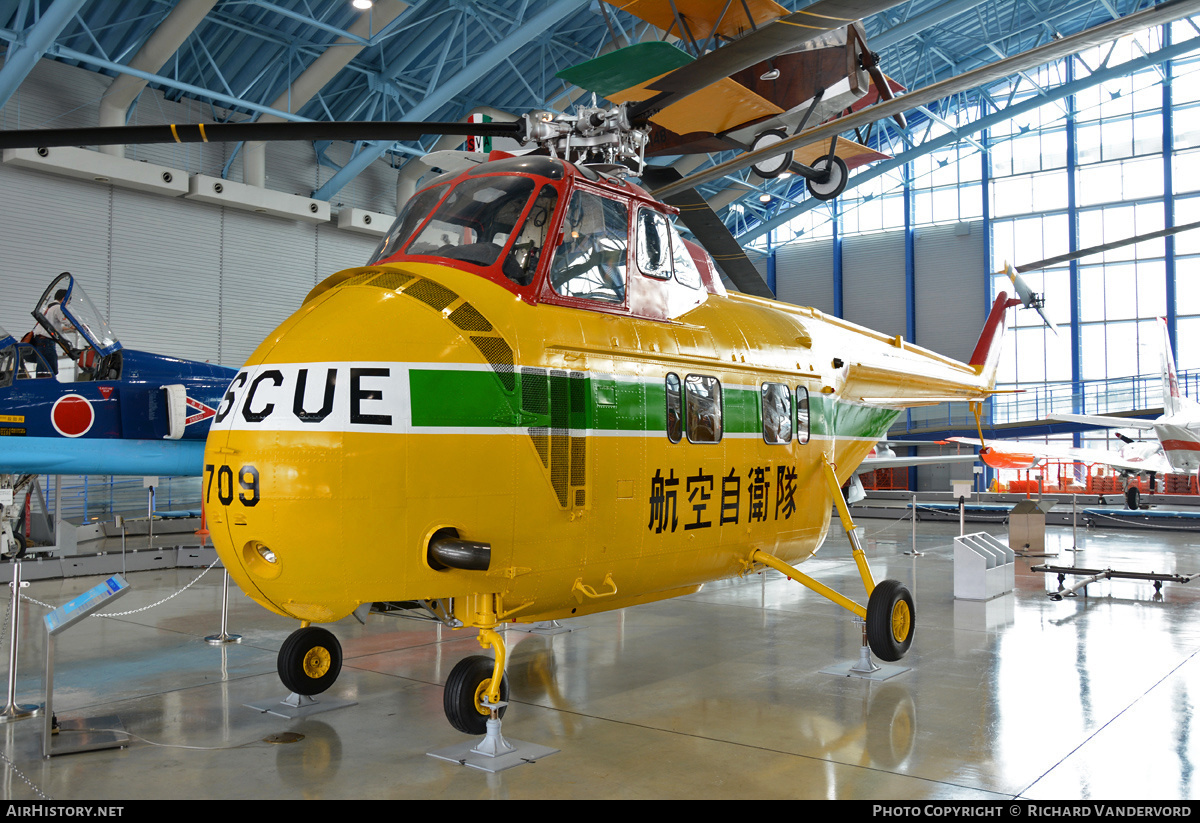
[0,0,1195,222]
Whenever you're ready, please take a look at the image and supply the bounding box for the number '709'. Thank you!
[205,464,261,507]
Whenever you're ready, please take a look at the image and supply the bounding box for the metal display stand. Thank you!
[41,574,131,758]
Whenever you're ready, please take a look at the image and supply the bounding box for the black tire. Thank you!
[444,654,508,735]
[866,579,915,662]
[278,627,342,696]
[806,156,849,201]
[1125,486,1140,510]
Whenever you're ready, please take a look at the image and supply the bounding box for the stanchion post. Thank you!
[0,561,40,722]
[205,568,242,646]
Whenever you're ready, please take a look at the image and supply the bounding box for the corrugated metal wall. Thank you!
[772,221,986,360]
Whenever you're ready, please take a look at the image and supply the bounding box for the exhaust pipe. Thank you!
[428,533,491,571]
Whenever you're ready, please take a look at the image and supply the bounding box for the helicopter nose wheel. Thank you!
[444,654,509,735]
[865,579,915,662]
[806,156,849,201]
[277,626,343,696]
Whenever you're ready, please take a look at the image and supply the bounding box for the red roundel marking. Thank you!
[51,394,94,438]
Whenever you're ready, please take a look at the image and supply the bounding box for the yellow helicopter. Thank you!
[0,103,1036,740]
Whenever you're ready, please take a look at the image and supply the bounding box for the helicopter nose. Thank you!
[202,265,519,622]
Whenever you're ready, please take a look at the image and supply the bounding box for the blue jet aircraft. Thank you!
[0,273,237,556]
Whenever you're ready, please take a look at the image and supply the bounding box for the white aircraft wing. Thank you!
[858,453,979,471]
[1047,413,1157,430]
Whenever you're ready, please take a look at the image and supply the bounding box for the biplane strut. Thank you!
[750,458,915,679]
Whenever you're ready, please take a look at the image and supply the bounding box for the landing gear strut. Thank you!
[750,457,915,676]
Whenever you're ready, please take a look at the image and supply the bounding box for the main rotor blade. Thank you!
[639,165,774,299]
[1015,220,1200,273]
[653,0,1200,200]
[0,119,524,151]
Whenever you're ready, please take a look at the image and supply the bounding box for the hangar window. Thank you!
[684,374,722,443]
[761,383,792,444]
[795,386,810,445]
[665,372,682,443]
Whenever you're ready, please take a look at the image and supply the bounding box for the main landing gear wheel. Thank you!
[865,579,915,662]
[750,129,794,179]
[444,654,508,735]
[1125,486,1141,510]
[278,626,342,696]
[806,156,849,201]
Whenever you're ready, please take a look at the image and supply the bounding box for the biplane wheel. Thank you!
[806,156,849,201]
[1125,486,1140,510]
[278,626,342,696]
[750,129,793,179]
[444,654,508,735]
[865,579,915,662]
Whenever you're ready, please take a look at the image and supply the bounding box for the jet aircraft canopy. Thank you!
[34,273,121,358]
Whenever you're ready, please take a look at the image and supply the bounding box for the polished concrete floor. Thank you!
[0,513,1197,800]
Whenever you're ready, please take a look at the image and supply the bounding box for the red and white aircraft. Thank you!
[947,318,1194,509]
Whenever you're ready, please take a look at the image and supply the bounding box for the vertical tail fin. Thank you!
[1161,317,1183,415]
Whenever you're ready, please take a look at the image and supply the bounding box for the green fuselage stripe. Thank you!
[408,368,900,441]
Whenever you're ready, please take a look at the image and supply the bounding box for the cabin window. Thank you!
[636,209,672,279]
[795,386,810,445]
[668,220,702,290]
[761,382,793,445]
[369,183,451,264]
[404,176,536,268]
[665,372,682,443]
[685,374,722,443]
[503,184,559,287]
[549,190,629,304]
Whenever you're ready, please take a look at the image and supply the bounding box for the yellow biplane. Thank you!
[557,0,907,196]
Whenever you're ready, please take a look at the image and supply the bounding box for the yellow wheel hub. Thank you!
[891,601,911,643]
[473,677,495,716]
[303,646,332,679]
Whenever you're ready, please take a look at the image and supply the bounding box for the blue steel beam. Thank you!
[312,0,590,202]
[0,0,89,112]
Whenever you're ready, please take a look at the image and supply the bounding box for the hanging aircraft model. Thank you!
[0,273,237,557]
[3,0,1198,750]
[556,0,906,196]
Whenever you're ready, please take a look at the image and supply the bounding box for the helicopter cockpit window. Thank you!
[549,190,629,304]
[405,176,535,269]
[761,382,793,445]
[503,184,559,287]
[369,183,450,265]
[665,372,682,443]
[668,220,703,290]
[636,208,671,279]
[685,374,722,444]
[795,386,811,445]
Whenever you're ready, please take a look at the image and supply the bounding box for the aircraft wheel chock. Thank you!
[1125,486,1140,510]
[278,626,342,696]
[444,654,508,735]
[866,579,915,662]
[807,155,849,201]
